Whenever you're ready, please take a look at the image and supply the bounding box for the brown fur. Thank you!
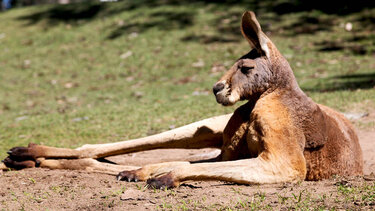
[2,11,363,188]
[212,11,362,181]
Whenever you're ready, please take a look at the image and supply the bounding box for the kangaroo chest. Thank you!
[246,120,264,157]
[221,109,264,160]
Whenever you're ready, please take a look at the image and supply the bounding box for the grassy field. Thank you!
[0,1,374,159]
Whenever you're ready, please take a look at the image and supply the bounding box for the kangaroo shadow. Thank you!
[16,0,178,26]
[14,0,375,41]
[315,33,375,56]
[107,10,195,39]
[18,3,106,26]
[271,0,375,15]
[303,73,375,92]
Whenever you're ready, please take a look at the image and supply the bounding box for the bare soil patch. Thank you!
[1,129,374,210]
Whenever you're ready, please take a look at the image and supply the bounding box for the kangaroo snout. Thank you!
[213,83,225,95]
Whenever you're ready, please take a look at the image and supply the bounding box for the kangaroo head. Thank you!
[213,11,292,106]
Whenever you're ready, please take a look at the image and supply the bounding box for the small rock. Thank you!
[23,60,31,68]
[26,100,35,108]
[15,116,28,121]
[129,32,139,39]
[120,51,133,59]
[363,173,375,181]
[335,179,350,187]
[192,91,209,96]
[67,97,78,103]
[222,18,231,24]
[50,80,58,85]
[345,22,353,31]
[72,116,89,122]
[132,91,144,99]
[148,200,157,204]
[64,82,74,89]
[354,200,361,206]
[125,76,135,82]
[117,20,125,26]
[192,60,205,68]
[328,59,338,65]
[342,112,369,120]
[284,54,293,59]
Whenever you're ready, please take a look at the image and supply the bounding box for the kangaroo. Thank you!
[2,11,363,189]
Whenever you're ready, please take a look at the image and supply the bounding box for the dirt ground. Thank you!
[1,127,374,210]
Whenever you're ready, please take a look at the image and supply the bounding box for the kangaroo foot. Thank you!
[146,172,178,189]
[3,143,40,169]
[117,169,143,182]
[2,157,39,170]
[7,143,39,160]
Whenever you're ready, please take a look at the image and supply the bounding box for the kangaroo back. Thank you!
[303,105,363,180]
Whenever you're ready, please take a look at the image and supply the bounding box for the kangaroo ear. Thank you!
[241,11,270,58]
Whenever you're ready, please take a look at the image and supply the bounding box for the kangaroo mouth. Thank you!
[215,95,234,106]
[214,88,239,106]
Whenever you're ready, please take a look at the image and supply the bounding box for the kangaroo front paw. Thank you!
[117,169,142,182]
[146,172,178,189]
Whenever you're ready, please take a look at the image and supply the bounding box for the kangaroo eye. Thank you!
[240,66,254,74]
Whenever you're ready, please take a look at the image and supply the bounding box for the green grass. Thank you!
[147,180,375,210]
[1,1,375,158]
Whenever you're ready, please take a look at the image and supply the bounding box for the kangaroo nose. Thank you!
[213,83,225,95]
